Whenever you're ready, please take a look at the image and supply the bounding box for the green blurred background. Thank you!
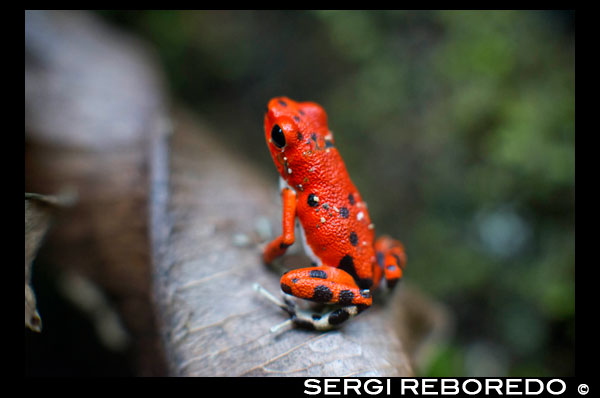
[98,10,574,376]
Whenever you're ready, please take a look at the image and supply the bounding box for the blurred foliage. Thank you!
[98,10,574,376]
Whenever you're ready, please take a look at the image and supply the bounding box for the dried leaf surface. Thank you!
[25,192,75,332]
[25,10,169,375]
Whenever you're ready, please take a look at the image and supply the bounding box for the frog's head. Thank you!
[264,97,332,178]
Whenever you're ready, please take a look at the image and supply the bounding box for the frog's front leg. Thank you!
[278,266,373,331]
[263,187,297,264]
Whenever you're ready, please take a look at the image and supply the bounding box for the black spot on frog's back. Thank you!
[349,231,358,246]
[338,254,373,289]
[339,207,349,218]
[338,254,355,275]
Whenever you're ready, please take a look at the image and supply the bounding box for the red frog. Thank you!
[257,97,406,331]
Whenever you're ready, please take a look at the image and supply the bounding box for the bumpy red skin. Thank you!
[263,97,405,316]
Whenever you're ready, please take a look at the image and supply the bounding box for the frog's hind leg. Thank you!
[254,265,373,331]
[374,235,407,289]
[278,265,372,330]
[254,281,368,332]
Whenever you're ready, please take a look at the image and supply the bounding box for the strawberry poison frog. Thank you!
[258,97,406,331]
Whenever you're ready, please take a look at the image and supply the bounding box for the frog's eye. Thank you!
[271,124,286,148]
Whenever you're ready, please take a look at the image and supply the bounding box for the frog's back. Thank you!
[264,97,376,288]
[296,176,376,289]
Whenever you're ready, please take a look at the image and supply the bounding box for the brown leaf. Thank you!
[25,10,169,374]
[25,191,76,332]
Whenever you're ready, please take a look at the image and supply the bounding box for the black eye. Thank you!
[271,124,286,148]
